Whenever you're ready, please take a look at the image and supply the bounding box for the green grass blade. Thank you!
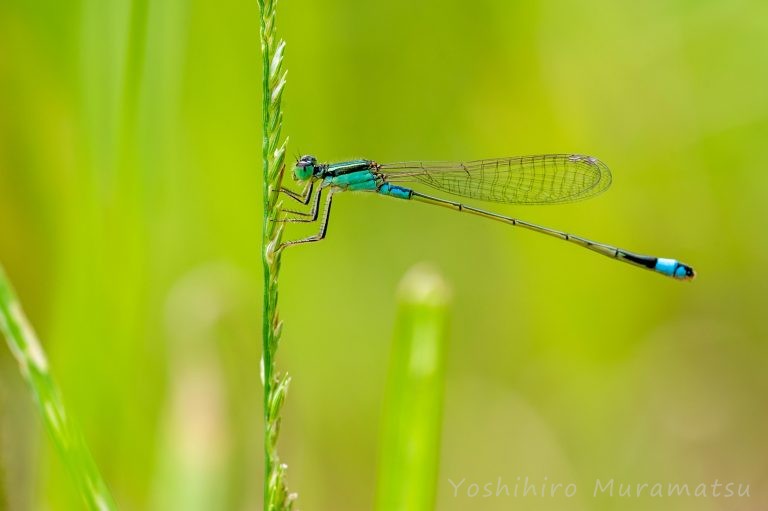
[0,264,117,511]
[376,264,451,511]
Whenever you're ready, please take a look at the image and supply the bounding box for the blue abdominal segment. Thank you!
[655,257,693,279]
[378,183,413,200]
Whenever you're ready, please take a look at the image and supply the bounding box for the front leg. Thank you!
[280,180,314,205]
[280,190,336,249]
[276,185,324,222]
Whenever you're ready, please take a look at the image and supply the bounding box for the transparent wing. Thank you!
[379,154,611,204]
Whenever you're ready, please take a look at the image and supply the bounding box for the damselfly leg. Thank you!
[279,190,336,248]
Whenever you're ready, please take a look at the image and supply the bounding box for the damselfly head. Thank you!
[294,155,318,181]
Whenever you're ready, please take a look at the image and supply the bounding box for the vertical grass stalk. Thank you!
[256,0,292,509]
[0,264,116,511]
[376,264,451,511]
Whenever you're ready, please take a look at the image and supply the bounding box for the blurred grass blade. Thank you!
[376,264,451,511]
[0,264,116,511]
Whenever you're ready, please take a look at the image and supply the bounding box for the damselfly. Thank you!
[277,154,695,280]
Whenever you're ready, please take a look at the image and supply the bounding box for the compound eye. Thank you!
[299,154,317,166]
[294,159,315,181]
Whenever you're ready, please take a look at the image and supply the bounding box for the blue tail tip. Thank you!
[675,263,696,281]
[656,258,696,280]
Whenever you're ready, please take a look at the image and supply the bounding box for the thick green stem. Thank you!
[256,0,291,509]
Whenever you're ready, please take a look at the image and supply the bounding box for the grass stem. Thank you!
[256,0,292,509]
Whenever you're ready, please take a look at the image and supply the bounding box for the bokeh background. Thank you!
[1,0,767,509]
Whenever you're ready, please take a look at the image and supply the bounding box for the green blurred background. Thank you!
[1,0,767,509]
